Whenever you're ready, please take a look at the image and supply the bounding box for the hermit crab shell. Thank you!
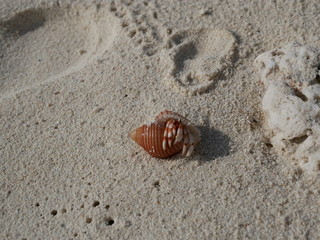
[130,123,184,158]
[129,110,201,158]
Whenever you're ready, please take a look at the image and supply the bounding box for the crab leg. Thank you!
[182,128,189,155]
[172,123,177,143]
[174,122,184,144]
[186,133,195,157]
[162,127,168,151]
[163,119,174,150]
[167,120,175,147]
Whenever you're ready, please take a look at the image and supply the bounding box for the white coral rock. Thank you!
[255,42,320,174]
[255,42,320,88]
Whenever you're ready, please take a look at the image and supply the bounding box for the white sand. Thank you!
[1,0,320,239]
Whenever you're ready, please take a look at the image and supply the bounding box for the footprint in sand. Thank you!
[108,3,237,95]
[108,0,168,57]
[0,3,119,97]
[160,28,237,95]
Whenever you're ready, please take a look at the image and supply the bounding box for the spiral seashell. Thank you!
[130,110,201,158]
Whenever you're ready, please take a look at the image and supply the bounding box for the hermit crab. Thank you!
[129,110,201,158]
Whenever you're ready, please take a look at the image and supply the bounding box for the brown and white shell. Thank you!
[129,110,201,158]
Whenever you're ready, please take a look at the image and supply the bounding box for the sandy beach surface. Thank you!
[1,0,320,239]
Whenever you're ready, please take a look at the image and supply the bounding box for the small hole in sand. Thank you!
[35,203,40,207]
[293,168,303,180]
[129,30,136,38]
[105,217,114,226]
[79,50,87,55]
[250,118,260,130]
[74,233,78,237]
[86,217,92,223]
[284,216,292,226]
[105,204,110,209]
[153,181,160,188]
[51,210,57,216]
[265,142,273,148]
[93,201,100,207]
[62,209,67,213]
[153,12,158,19]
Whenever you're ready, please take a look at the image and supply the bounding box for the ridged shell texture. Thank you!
[130,110,201,158]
